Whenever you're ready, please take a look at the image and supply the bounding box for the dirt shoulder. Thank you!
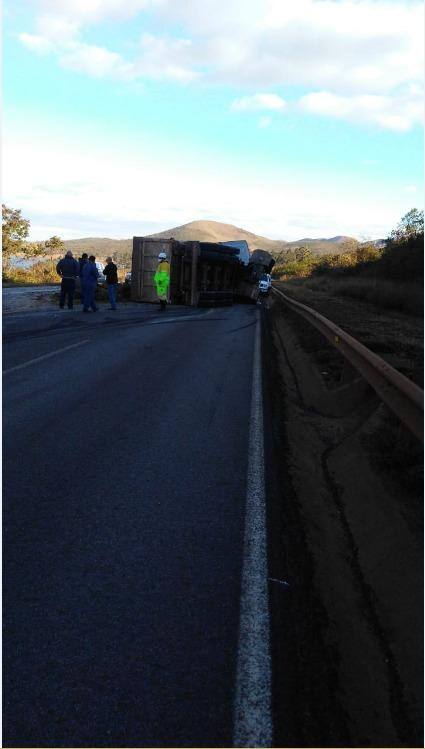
[273,280,423,387]
[2,286,60,314]
[263,294,423,747]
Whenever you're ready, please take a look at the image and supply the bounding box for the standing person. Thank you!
[78,252,88,305]
[154,252,170,311]
[103,256,118,310]
[82,255,99,312]
[56,250,80,309]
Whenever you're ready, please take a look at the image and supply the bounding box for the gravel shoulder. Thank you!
[3,285,60,313]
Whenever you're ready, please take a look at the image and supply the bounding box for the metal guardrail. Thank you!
[272,286,424,441]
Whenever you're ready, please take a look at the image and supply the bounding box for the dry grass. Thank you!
[3,260,59,285]
[3,261,131,287]
[299,275,423,317]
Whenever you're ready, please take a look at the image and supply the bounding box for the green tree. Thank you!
[294,245,312,262]
[2,204,30,263]
[383,209,424,280]
[390,208,424,242]
[45,235,65,253]
[283,248,296,263]
[44,235,65,259]
[355,243,381,263]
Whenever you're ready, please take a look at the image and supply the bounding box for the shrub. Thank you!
[3,260,59,285]
[273,257,319,279]
[380,234,424,281]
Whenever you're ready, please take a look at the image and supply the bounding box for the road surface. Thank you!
[4,303,270,748]
[4,295,422,748]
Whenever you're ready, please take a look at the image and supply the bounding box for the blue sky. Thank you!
[3,0,424,241]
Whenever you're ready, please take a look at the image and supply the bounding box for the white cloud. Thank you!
[59,43,136,80]
[298,90,423,131]
[230,88,423,131]
[133,33,202,82]
[20,32,139,80]
[17,0,425,129]
[3,125,413,242]
[19,32,55,54]
[36,0,157,25]
[231,93,286,112]
[259,116,272,128]
[37,13,79,42]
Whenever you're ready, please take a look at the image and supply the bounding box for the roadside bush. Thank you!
[273,257,318,279]
[380,234,424,281]
[3,260,58,285]
[313,253,349,275]
[354,244,382,264]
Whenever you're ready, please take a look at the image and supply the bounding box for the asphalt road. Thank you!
[3,302,269,748]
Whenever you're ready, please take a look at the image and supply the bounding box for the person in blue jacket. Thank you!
[78,252,88,305]
[82,255,99,312]
[56,250,80,309]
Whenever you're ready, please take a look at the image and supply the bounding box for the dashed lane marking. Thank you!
[3,339,90,374]
[149,311,220,325]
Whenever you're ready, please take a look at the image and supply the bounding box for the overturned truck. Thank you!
[131,236,275,306]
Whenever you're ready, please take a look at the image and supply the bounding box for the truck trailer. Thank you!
[131,236,275,307]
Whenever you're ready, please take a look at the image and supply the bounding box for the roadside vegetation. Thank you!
[2,204,130,285]
[3,203,423,315]
[2,204,66,284]
[273,209,424,316]
[3,260,60,286]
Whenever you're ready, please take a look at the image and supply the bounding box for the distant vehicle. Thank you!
[258,273,272,293]
[95,262,106,284]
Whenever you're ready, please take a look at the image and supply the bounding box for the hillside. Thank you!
[62,220,364,260]
[63,237,132,257]
[148,221,361,255]
[147,220,289,253]
[284,235,357,251]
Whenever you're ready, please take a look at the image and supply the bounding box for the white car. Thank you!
[258,274,272,293]
[95,262,106,284]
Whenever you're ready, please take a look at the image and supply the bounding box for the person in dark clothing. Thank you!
[56,251,80,309]
[82,256,99,312]
[103,256,118,310]
[78,253,88,304]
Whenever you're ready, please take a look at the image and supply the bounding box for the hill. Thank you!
[284,235,357,251]
[147,220,289,254]
[63,237,132,257]
[148,221,362,255]
[62,220,365,262]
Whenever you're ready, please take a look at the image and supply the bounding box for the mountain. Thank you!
[148,220,289,254]
[62,220,363,260]
[63,237,132,256]
[291,235,354,244]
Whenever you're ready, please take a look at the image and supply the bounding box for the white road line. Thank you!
[3,340,90,374]
[149,312,213,325]
[233,311,273,748]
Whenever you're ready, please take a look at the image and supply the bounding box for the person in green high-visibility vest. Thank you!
[154,251,170,311]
